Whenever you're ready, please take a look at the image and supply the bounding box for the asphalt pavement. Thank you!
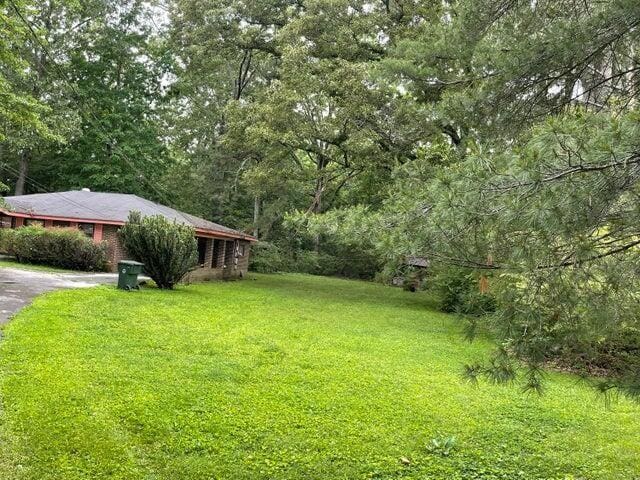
[0,268,119,324]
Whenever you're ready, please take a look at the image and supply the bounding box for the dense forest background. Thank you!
[1,0,639,397]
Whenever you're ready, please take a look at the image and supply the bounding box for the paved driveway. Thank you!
[0,268,120,325]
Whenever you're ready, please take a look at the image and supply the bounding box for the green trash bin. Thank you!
[117,260,144,290]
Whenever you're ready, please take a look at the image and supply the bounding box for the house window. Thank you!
[52,220,70,228]
[78,223,94,238]
[24,219,44,227]
[212,239,224,267]
[238,244,245,256]
[0,215,11,228]
[197,237,207,267]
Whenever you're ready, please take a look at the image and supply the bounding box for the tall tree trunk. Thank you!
[14,150,30,196]
[253,195,260,238]
[312,176,323,251]
[310,155,329,252]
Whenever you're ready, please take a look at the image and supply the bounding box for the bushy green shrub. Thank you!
[432,267,496,316]
[249,241,285,273]
[6,226,107,271]
[0,228,15,254]
[290,250,324,274]
[120,212,197,289]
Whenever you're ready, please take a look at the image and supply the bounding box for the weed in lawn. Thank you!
[426,436,457,457]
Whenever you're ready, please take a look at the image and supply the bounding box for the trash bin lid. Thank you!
[118,260,144,266]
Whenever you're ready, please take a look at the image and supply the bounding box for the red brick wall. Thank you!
[102,224,128,272]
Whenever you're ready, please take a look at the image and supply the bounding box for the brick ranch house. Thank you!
[0,190,256,280]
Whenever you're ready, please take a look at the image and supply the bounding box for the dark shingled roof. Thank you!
[2,190,252,239]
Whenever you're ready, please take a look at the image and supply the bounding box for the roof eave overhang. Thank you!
[194,228,258,242]
[1,209,125,226]
[0,208,257,242]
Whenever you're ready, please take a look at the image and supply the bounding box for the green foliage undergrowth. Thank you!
[432,268,496,316]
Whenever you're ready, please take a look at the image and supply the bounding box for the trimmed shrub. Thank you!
[119,211,197,289]
[6,226,107,271]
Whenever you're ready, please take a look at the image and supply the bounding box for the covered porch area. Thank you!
[190,236,250,281]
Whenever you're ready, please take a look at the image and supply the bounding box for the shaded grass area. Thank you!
[0,273,638,479]
[0,257,74,273]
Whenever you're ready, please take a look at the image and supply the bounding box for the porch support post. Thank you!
[93,223,104,242]
[203,238,214,268]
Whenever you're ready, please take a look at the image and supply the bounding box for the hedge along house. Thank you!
[0,190,256,280]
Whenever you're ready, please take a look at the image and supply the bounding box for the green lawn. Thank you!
[0,274,638,479]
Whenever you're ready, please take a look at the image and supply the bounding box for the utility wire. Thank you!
[5,0,193,224]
